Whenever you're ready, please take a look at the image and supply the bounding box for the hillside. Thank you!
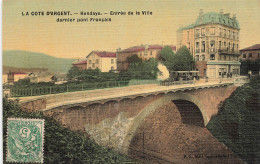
[3,50,76,73]
[2,66,48,74]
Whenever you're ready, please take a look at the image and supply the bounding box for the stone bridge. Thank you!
[18,80,239,157]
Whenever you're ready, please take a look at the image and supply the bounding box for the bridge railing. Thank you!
[10,81,131,97]
[160,80,194,86]
[10,80,160,97]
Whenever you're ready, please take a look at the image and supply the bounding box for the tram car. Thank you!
[161,71,200,86]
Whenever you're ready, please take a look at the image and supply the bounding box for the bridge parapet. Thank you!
[17,81,234,112]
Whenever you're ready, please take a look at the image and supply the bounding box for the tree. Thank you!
[159,46,175,71]
[67,66,82,80]
[127,54,142,63]
[127,58,159,79]
[174,46,195,71]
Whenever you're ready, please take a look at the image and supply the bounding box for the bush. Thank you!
[207,76,260,164]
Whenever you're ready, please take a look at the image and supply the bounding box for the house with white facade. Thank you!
[86,51,117,72]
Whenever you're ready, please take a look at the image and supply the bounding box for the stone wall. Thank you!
[20,98,46,112]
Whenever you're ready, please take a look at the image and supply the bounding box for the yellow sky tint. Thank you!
[3,0,260,59]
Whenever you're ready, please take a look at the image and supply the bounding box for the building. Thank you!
[7,72,27,84]
[72,60,87,70]
[28,72,54,83]
[240,44,260,61]
[117,44,176,71]
[86,51,117,72]
[177,10,241,78]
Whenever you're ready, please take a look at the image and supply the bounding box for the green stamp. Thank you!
[6,118,44,163]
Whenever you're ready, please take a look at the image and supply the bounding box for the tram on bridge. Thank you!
[160,71,200,86]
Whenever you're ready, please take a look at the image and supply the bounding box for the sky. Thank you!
[3,0,260,59]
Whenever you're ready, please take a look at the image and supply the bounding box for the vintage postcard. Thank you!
[2,0,260,163]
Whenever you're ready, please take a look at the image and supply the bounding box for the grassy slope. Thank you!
[3,50,76,73]
[207,76,260,164]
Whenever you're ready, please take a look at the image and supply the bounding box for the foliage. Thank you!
[67,67,129,83]
[207,76,260,164]
[3,99,135,163]
[14,78,54,88]
[159,46,194,72]
[240,59,260,75]
[67,66,82,81]
[159,46,175,71]
[174,46,195,71]
[127,54,142,63]
[127,58,159,79]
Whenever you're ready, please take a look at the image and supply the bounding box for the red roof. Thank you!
[240,44,260,51]
[94,51,116,58]
[119,44,176,53]
[72,60,87,65]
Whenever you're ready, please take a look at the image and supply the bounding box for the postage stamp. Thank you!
[6,118,44,163]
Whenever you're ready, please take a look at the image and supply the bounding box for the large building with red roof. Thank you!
[240,44,260,61]
[86,51,117,72]
[117,44,176,71]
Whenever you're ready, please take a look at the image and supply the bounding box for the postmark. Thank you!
[6,118,44,163]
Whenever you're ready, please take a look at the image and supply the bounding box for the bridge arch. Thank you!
[120,92,209,154]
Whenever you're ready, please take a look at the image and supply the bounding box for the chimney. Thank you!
[116,47,121,52]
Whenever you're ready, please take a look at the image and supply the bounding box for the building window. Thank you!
[96,59,99,64]
[196,29,200,37]
[89,60,91,64]
[201,28,205,36]
[201,41,205,52]
[219,28,222,36]
[210,27,215,35]
[210,54,215,60]
[219,41,222,50]
[233,32,235,39]
[187,42,190,49]
[92,63,95,68]
[196,55,199,61]
[210,41,215,52]
[196,42,200,53]
[224,29,226,37]
[202,55,205,61]
[111,59,114,64]
[224,55,226,61]
[150,51,153,55]
[111,66,114,70]
[249,53,252,58]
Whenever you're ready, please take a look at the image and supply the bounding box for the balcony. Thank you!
[218,49,239,55]
[209,48,216,53]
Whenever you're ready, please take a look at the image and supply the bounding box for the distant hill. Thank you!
[3,50,76,73]
[2,66,48,74]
